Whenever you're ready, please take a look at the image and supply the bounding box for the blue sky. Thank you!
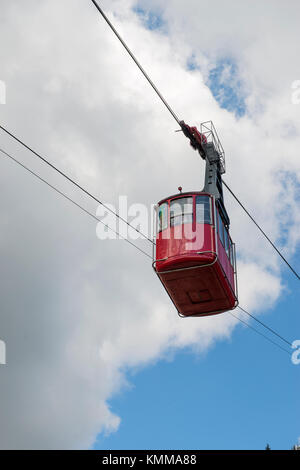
[133,4,165,31]
[208,59,247,117]
[92,5,300,451]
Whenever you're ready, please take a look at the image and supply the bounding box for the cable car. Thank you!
[153,121,238,317]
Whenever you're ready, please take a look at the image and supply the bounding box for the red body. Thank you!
[153,192,237,317]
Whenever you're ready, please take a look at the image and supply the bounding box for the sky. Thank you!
[0,0,299,450]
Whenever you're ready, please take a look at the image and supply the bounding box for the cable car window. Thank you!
[157,203,168,232]
[224,228,230,259]
[196,195,211,224]
[170,197,193,227]
[229,239,235,267]
[218,212,225,246]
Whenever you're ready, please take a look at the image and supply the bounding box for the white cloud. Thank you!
[0,0,299,449]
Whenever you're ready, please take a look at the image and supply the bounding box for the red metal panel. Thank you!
[156,260,236,317]
[156,223,214,271]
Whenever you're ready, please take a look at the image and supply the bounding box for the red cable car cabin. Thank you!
[153,191,238,317]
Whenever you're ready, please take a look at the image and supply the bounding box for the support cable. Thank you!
[0,125,154,245]
[0,147,152,260]
[90,0,181,125]
[222,178,300,281]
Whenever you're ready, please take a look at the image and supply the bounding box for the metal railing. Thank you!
[200,121,226,174]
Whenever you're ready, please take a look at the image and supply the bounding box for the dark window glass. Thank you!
[196,195,211,224]
[157,202,168,232]
[170,197,193,227]
[224,228,230,259]
[218,212,224,246]
[229,238,235,267]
